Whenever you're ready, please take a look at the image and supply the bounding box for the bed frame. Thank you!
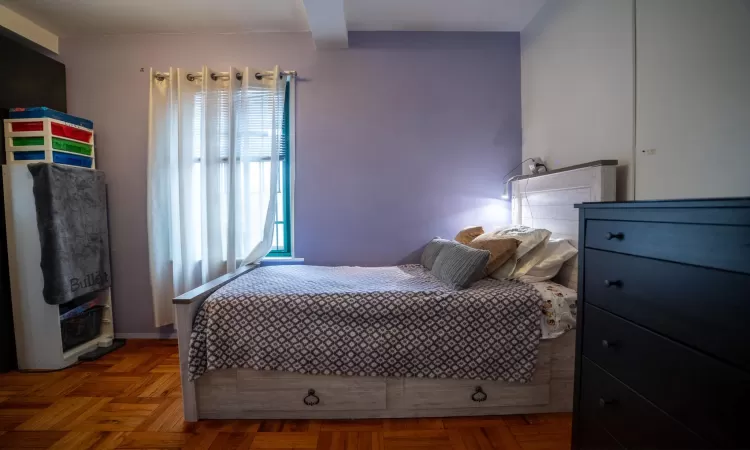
[173,160,617,421]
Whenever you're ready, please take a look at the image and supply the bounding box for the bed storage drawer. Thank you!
[584,219,750,273]
[579,358,708,449]
[236,370,386,411]
[387,342,551,410]
[584,249,750,370]
[582,304,748,447]
[387,377,549,410]
[197,369,386,413]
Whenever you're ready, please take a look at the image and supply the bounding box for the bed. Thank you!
[173,160,616,421]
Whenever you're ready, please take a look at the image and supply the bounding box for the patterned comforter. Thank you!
[189,265,544,382]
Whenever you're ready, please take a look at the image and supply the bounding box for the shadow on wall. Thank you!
[399,247,425,265]
[615,165,629,201]
[397,197,513,265]
[347,31,517,50]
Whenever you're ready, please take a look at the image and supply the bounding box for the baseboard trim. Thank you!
[115,333,177,339]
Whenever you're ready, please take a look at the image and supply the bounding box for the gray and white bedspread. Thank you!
[189,264,543,383]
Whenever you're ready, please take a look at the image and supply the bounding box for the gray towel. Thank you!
[28,163,111,305]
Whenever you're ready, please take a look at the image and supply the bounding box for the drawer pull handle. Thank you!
[303,389,320,406]
[606,232,624,240]
[604,279,622,288]
[471,386,487,403]
[601,339,617,349]
[599,397,616,408]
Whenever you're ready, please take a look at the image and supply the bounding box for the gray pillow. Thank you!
[431,243,491,289]
[420,238,459,270]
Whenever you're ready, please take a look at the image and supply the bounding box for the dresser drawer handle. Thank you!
[471,386,488,403]
[598,398,616,408]
[303,389,320,406]
[601,339,617,349]
[604,279,622,288]
[606,232,624,240]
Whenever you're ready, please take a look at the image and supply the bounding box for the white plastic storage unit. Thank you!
[4,107,96,169]
[2,109,112,370]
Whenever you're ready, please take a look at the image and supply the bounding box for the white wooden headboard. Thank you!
[510,161,616,290]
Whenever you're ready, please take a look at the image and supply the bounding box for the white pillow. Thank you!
[519,238,578,283]
[488,225,551,279]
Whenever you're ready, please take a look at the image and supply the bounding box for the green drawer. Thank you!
[51,137,92,156]
[12,136,44,146]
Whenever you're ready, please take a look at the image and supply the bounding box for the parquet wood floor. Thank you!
[0,340,572,449]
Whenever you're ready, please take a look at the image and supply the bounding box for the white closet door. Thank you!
[635,0,750,200]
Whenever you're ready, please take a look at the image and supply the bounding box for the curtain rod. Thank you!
[153,70,297,82]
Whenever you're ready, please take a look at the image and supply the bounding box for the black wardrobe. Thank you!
[0,33,67,372]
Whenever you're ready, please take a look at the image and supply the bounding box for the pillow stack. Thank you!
[420,225,577,288]
[479,225,578,282]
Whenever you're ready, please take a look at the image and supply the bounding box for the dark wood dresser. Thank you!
[573,199,750,450]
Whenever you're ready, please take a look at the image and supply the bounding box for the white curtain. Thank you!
[147,65,284,327]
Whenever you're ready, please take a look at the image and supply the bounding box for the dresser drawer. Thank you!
[577,417,624,450]
[584,248,750,370]
[579,358,709,449]
[582,304,748,447]
[585,220,750,274]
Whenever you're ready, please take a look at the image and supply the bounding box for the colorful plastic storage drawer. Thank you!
[10,121,44,132]
[52,151,93,168]
[51,137,92,156]
[12,136,44,146]
[51,122,92,143]
[7,136,93,156]
[4,108,96,169]
[13,151,45,161]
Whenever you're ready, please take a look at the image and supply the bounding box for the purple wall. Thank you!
[59,32,521,334]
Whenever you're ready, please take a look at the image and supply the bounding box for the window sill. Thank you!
[260,256,305,266]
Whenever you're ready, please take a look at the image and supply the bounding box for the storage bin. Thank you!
[51,122,92,143]
[12,151,45,161]
[12,136,44,146]
[11,121,43,132]
[61,305,103,352]
[51,137,92,156]
[53,151,93,168]
[4,110,96,169]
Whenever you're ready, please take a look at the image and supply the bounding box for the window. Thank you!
[268,80,292,256]
[191,78,293,263]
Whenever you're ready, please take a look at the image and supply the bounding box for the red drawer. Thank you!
[11,121,44,132]
[51,122,92,143]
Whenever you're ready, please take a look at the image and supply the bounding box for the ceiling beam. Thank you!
[0,5,58,54]
[302,0,348,50]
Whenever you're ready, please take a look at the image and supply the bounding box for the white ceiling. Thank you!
[346,0,546,32]
[0,0,545,36]
[0,0,311,35]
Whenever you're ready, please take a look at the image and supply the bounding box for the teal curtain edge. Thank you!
[267,79,292,257]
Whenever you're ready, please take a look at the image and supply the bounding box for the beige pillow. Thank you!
[454,226,484,245]
[467,235,520,274]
